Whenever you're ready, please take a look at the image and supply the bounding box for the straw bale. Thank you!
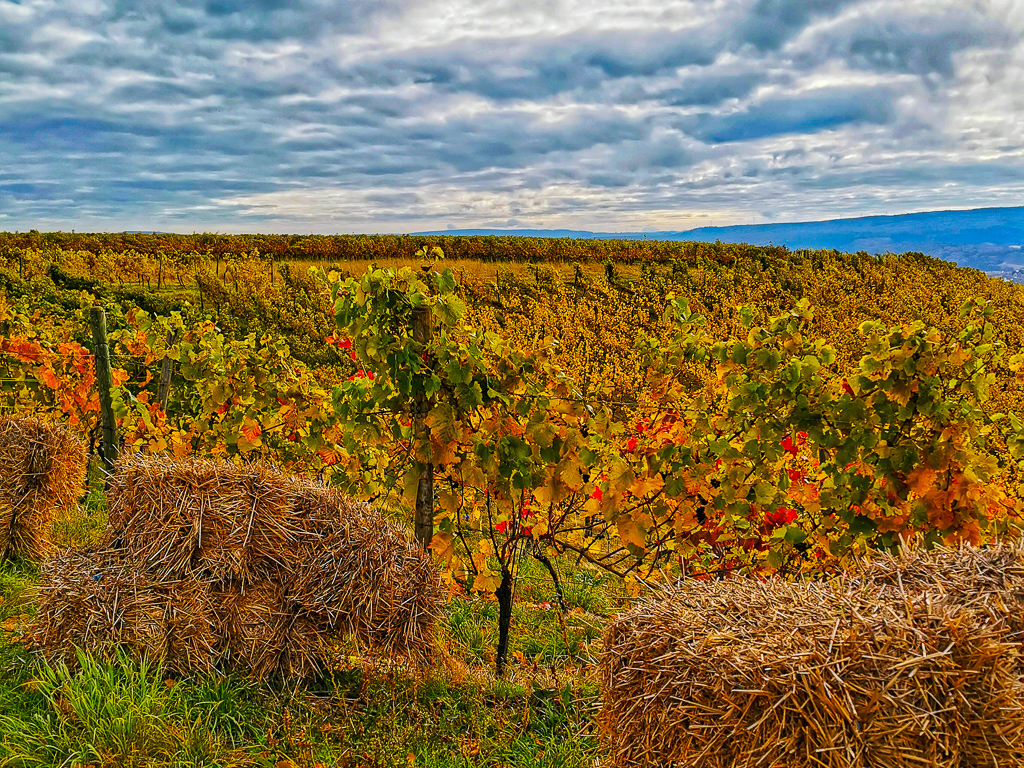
[213,582,325,682]
[33,547,219,676]
[857,543,1024,638]
[161,577,219,676]
[105,454,299,584]
[598,578,1024,768]
[32,548,171,669]
[36,461,447,682]
[288,475,365,537]
[288,477,446,663]
[0,416,87,561]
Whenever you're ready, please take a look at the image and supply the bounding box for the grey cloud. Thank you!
[660,71,767,107]
[0,0,1022,231]
[106,0,401,43]
[797,8,1011,78]
[686,87,896,143]
[354,29,719,103]
[791,162,1024,191]
[737,0,860,50]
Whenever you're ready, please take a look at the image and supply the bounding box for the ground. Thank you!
[0,488,616,768]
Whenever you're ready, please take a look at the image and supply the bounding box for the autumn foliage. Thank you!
[5,240,1024,671]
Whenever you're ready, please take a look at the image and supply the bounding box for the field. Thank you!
[3,231,1024,766]
[0,508,608,768]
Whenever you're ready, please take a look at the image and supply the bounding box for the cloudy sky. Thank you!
[1,0,1023,233]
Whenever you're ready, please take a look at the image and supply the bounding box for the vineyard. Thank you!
[3,234,1024,766]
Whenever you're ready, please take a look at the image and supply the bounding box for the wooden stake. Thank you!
[89,305,119,470]
[412,304,434,550]
[157,329,180,412]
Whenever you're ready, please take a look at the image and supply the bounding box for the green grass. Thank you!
[50,481,108,549]
[0,506,613,768]
[0,631,602,768]
[0,651,252,768]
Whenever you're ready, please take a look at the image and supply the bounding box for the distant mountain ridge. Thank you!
[416,206,1024,275]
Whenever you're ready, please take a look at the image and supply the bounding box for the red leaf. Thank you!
[767,506,798,525]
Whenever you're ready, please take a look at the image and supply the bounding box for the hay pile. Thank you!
[856,543,1024,638]
[33,548,217,676]
[599,577,1024,768]
[0,416,87,560]
[34,455,446,682]
[104,455,297,584]
[290,477,446,662]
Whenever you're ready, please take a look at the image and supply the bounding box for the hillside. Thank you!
[418,206,1024,275]
[4,238,1024,767]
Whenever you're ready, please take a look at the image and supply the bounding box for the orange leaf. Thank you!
[37,367,61,389]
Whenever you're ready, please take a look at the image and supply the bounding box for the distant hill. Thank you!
[417,206,1024,275]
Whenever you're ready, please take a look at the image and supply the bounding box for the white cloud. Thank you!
[0,0,1021,232]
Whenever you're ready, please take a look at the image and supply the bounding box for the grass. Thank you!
[0,651,249,768]
[0,501,615,768]
[50,472,108,549]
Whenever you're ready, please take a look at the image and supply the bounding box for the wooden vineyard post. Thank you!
[89,305,119,471]
[157,329,179,412]
[412,304,434,551]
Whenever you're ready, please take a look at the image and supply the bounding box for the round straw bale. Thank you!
[598,577,1024,768]
[0,416,87,561]
[856,543,1024,638]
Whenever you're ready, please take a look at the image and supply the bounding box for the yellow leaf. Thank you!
[616,517,647,549]
[429,531,454,560]
[629,473,664,498]
[437,488,460,516]
[461,461,487,491]
[608,460,635,494]
[474,569,501,593]
[533,481,554,506]
[559,460,585,491]
[402,465,421,506]
[947,346,970,367]
[533,475,568,505]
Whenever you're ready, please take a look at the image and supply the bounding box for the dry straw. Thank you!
[213,582,325,682]
[0,416,87,561]
[599,576,1024,768]
[36,455,447,682]
[289,476,447,664]
[33,547,218,676]
[856,542,1024,638]
[104,454,299,585]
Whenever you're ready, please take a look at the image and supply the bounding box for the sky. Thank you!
[1,0,1023,234]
